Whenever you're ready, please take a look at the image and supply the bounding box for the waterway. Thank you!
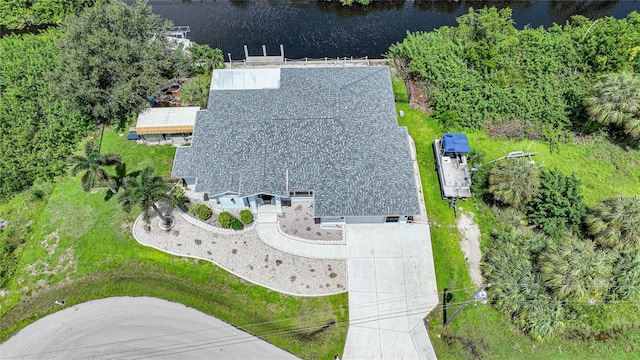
[144,0,640,60]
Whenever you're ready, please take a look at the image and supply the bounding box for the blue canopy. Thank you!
[442,133,470,153]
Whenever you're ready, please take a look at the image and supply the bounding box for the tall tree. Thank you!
[70,142,122,193]
[488,158,540,206]
[56,0,178,128]
[118,167,175,226]
[0,31,88,200]
[584,72,640,138]
[0,0,95,29]
[585,196,640,251]
[539,238,614,301]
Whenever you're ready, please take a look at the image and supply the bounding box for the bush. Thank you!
[218,211,234,228]
[526,169,587,237]
[483,230,564,339]
[488,158,540,206]
[172,186,188,202]
[240,210,253,224]
[230,218,244,231]
[189,203,212,221]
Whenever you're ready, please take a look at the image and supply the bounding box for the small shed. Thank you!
[135,107,200,136]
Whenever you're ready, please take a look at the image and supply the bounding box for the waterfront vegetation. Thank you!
[391,10,640,350]
[390,8,640,135]
[393,76,640,358]
[0,0,95,29]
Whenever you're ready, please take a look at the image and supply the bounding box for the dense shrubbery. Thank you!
[0,31,88,199]
[218,211,244,230]
[526,169,587,237]
[390,8,640,132]
[240,210,253,224]
[482,166,640,338]
[586,196,640,251]
[189,203,213,221]
[482,231,565,339]
[0,1,223,201]
[0,0,95,29]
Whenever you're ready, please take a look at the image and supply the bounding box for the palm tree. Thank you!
[70,142,122,193]
[538,238,614,301]
[611,250,640,300]
[118,167,175,226]
[488,158,540,206]
[585,195,640,251]
[584,72,640,137]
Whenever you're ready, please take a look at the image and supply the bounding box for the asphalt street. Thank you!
[0,297,299,360]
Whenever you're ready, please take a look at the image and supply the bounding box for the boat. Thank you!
[433,133,472,200]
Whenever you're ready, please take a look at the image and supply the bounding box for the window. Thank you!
[290,190,313,197]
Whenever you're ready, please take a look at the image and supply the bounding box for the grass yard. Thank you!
[466,132,640,207]
[0,131,347,360]
[392,76,640,359]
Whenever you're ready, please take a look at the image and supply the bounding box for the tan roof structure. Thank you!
[135,107,200,135]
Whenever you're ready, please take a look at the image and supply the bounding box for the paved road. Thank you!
[0,297,299,360]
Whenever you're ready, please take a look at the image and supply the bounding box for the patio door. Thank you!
[259,194,273,205]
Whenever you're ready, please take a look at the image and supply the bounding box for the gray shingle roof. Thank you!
[172,66,420,217]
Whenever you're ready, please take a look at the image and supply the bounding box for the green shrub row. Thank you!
[218,211,250,231]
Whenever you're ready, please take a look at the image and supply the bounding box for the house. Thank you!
[171,66,420,226]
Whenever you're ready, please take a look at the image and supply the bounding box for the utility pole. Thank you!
[444,283,491,327]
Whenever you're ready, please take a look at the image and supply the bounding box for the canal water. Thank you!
[144,0,640,59]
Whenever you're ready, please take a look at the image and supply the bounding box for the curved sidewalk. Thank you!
[256,212,347,260]
[132,211,347,297]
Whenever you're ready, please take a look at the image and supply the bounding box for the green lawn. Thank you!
[392,75,640,359]
[0,131,347,359]
[466,132,640,206]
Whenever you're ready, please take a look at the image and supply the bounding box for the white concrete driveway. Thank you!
[343,223,438,359]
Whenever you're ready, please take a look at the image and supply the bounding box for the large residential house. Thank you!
[171,66,420,226]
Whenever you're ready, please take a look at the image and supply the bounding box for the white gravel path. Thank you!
[133,211,347,297]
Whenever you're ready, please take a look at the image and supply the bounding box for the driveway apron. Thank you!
[343,223,439,359]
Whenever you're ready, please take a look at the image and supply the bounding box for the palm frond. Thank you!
[80,171,94,192]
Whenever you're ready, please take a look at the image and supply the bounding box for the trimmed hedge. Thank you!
[189,203,212,221]
[218,211,234,229]
[230,218,244,231]
[240,210,253,224]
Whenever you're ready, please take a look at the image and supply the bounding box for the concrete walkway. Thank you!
[257,211,348,260]
[133,211,347,296]
[0,297,299,360]
[342,223,439,360]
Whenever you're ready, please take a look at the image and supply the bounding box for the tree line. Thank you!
[390,8,640,140]
[0,0,222,200]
